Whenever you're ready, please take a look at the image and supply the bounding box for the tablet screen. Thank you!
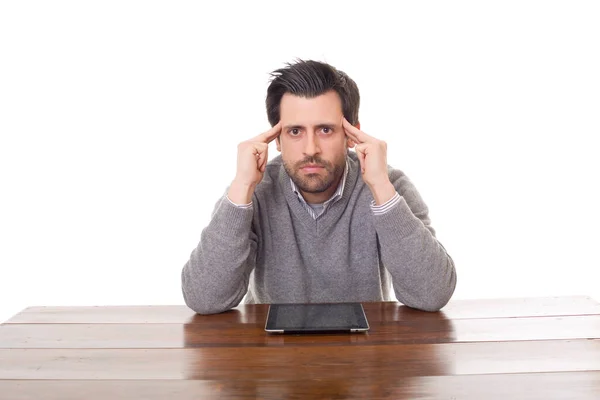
[265,303,369,333]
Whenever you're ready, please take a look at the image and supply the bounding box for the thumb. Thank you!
[259,148,268,172]
[355,144,366,174]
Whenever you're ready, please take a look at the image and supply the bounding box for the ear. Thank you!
[276,137,281,152]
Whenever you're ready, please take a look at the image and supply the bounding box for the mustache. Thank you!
[295,156,331,169]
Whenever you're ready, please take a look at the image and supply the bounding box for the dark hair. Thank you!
[266,59,360,126]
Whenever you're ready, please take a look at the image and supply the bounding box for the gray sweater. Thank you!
[182,152,457,314]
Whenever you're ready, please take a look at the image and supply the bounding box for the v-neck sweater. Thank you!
[182,151,457,314]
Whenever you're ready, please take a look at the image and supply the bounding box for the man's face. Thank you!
[276,90,355,202]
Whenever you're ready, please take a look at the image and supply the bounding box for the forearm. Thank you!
[181,196,256,314]
[374,197,457,311]
[227,180,256,205]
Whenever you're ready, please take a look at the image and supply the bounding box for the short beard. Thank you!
[284,155,345,194]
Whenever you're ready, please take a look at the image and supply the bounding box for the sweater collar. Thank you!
[278,152,361,231]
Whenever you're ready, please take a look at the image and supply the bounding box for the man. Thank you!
[182,60,457,314]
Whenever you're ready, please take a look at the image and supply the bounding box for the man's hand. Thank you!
[342,118,396,205]
[228,122,282,204]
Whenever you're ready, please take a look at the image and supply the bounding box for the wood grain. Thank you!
[6,296,600,324]
[1,372,599,400]
[2,297,599,399]
[1,315,599,348]
[1,340,599,380]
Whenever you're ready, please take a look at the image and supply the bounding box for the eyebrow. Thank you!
[283,123,338,130]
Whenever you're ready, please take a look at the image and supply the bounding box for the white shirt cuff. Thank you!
[226,195,253,209]
[370,192,401,215]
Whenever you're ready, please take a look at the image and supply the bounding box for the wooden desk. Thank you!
[1,297,599,399]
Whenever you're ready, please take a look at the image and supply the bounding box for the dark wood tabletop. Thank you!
[1,296,599,399]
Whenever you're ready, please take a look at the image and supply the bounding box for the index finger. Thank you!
[254,121,282,143]
[342,117,374,144]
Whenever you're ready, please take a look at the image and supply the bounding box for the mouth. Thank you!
[300,164,325,173]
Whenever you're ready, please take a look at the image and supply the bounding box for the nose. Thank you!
[303,132,321,157]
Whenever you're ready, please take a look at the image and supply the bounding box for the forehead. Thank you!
[279,91,343,123]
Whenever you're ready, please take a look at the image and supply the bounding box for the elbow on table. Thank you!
[180,265,237,315]
[409,295,452,312]
[400,271,457,312]
[182,290,236,315]
[427,275,457,312]
[181,276,244,315]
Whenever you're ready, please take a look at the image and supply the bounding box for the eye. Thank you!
[288,128,301,136]
[321,127,333,135]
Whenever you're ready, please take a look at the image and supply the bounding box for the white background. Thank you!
[1,1,599,323]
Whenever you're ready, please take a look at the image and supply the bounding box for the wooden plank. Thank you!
[0,340,599,380]
[4,305,198,324]
[439,296,600,319]
[1,315,599,348]
[1,372,599,400]
[5,297,600,324]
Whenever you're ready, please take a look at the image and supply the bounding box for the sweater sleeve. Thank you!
[372,169,457,312]
[181,194,258,314]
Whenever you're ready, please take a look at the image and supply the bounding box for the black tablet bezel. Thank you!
[265,303,370,333]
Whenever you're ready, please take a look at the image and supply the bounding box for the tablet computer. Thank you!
[265,303,370,333]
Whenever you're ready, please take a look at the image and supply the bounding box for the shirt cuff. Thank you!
[226,195,253,209]
[370,192,401,215]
